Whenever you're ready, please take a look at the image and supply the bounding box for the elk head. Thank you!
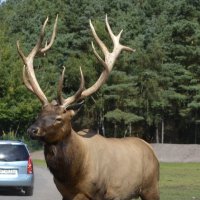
[17,15,134,144]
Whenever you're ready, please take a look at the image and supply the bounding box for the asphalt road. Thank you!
[0,166,62,200]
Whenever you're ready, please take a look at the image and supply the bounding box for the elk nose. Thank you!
[27,127,40,136]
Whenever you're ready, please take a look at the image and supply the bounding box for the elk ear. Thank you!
[65,100,84,115]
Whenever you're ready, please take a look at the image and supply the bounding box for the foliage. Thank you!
[1,0,200,143]
[2,131,16,140]
[1,131,42,151]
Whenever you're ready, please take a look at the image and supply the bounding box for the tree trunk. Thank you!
[161,119,164,144]
[124,127,128,138]
[129,123,132,136]
[156,125,159,143]
[98,109,105,136]
[114,123,117,138]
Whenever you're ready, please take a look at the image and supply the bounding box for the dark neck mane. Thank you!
[44,130,87,185]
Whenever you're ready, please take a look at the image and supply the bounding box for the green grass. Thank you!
[160,163,200,200]
[33,159,46,167]
[32,161,200,199]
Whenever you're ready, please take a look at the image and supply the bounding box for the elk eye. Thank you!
[63,109,67,113]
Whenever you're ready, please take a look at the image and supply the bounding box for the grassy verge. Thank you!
[33,159,46,167]
[160,163,200,200]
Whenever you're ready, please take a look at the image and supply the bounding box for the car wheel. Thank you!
[24,187,33,196]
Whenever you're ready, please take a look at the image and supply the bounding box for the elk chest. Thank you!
[44,143,67,183]
[44,139,86,186]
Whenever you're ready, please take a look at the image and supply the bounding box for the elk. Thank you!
[17,15,159,200]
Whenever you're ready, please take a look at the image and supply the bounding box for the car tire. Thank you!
[24,187,33,196]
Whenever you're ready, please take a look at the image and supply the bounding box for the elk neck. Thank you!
[44,128,88,186]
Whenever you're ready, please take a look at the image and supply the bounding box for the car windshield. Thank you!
[0,144,29,162]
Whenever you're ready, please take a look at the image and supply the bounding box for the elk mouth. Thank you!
[29,134,45,141]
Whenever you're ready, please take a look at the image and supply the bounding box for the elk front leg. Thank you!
[72,193,90,200]
[140,183,160,200]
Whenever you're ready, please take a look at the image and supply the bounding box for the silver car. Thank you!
[0,140,34,195]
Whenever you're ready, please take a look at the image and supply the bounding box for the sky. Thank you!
[0,0,6,4]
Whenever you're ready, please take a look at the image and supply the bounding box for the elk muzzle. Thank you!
[27,126,42,140]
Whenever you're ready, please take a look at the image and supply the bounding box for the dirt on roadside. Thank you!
[151,143,200,162]
[31,150,45,160]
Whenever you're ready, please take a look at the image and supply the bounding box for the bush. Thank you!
[1,131,42,152]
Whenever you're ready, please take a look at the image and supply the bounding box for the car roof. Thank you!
[0,140,25,145]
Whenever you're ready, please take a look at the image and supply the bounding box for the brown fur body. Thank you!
[43,128,159,200]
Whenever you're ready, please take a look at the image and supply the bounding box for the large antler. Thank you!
[17,15,58,105]
[59,15,135,106]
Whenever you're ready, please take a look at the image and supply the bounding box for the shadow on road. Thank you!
[0,187,26,196]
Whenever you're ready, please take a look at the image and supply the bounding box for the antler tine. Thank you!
[57,66,66,105]
[22,65,34,93]
[29,17,49,59]
[105,15,135,53]
[17,16,58,105]
[91,41,108,69]
[17,41,27,64]
[18,38,48,104]
[89,19,109,56]
[40,14,58,53]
